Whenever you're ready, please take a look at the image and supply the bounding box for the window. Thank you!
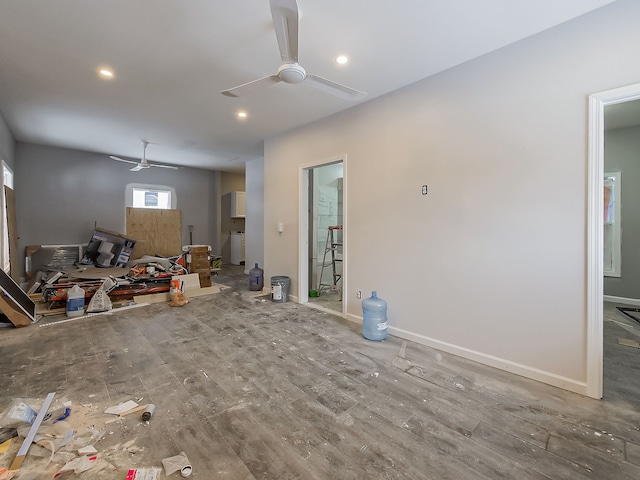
[604,172,621,277]
[126,183,176,209]
[1,161,13,273]
[3,163,12,188]
[132,188,171,209]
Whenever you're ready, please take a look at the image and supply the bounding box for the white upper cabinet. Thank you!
[231,191,246,218]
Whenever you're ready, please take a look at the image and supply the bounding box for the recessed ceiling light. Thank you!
[98,67,114,79]
[237,111,247,119]
[335,55,349,65]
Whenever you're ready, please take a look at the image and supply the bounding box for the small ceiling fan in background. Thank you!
[221,0,366,101]
[109,140,178,171]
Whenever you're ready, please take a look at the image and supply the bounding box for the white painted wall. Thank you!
[263,0,640,394]
[245,157,264,274]
[210,170,221,258]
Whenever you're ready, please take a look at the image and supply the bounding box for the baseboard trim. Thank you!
[603,295,640,306]
[305,302,345,317]
[345,312,587,396]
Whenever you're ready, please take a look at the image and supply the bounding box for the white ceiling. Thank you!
[0,0,616,172]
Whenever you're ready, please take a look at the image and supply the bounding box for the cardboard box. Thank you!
[182,245,211,254]
[188,255,210,271]
[80,229,136,268]
[182,245,213,286]
[198,271,212,288]
[183,246,211,272]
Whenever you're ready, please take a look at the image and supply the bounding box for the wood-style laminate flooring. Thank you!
[0,266,639,479]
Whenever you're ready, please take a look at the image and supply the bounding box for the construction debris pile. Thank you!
[20,230,218,321]
[33,256,188,308]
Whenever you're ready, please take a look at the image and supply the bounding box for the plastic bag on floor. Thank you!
[125,467,161,480]
[0,397,67,428]
[53,455,98,477]
[169,292,189,307]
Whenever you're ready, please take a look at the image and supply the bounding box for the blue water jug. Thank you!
[362,291,388,341]
[249,263,264,291]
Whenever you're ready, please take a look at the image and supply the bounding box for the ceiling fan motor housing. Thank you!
[278,63,306,84]
[220,0,365,99]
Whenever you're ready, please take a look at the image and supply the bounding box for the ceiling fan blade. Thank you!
[221,75,281,97]
[270,0,299,63]
[150,163,179,170]
[130,165,145,172]
[110,155,138,165]
[306,74,367,101]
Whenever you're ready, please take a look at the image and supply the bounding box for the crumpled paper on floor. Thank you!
[162,451,192,476]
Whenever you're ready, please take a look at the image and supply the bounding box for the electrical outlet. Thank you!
[421,185,428,195]
[356,290,362,299]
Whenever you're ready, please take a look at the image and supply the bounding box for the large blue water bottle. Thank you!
[249,263,264,291]
[362,291,388,341]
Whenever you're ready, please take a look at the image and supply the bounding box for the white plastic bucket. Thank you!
[66,284,85,317]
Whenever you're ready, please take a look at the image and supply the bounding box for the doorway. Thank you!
[298,157,346,316]
[587,82,640,399]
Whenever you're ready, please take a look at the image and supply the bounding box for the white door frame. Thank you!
[298,155,347,316]
[587,82,640,399]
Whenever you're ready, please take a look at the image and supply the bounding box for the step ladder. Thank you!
[318,225,342,298]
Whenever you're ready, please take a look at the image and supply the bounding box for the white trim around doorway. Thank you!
[298,155,347,317]
[587,81,640,399]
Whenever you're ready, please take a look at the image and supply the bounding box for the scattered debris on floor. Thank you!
[126,466,161,479]
[141,406,155,422]
[617,338,640,349]
[161,452,192,477]
[54,454,98,477]
[37,303,151,329]
[615,306,640,324]
[0,393,194,478]
[104,400,140,416]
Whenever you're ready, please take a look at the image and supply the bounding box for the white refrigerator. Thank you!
[230,232,245,265]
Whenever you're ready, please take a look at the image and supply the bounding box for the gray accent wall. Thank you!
[15,142,217,278]
[604,125,640,299]
[0,113,14,168]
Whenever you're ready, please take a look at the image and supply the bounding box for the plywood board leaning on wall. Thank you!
[126,207,182,259]
[0,267,36,327]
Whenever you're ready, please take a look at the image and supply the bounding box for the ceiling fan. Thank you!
[221,0,366,101]
[109,141,178,171]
